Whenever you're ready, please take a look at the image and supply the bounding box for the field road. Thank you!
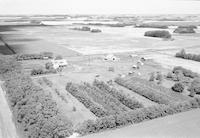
[0,81,19,138]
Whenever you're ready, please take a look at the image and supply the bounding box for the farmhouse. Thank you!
[51,59,68,69]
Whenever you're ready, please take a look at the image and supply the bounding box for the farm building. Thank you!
[104,54,119,61]
[51,59,68,69]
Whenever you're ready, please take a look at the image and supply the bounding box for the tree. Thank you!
[189,78,200,94]
[156,72,163,84]
[45,62,54,70]
[172,83,185,93]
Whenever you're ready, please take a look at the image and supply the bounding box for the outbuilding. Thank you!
[51,59,68,69]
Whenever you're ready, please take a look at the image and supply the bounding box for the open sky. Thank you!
[0,0,200,15]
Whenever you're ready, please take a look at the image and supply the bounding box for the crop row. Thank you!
[115,77,176,105]
[129,76,190,101]
[93,79,143,110]
[80,83,130,115]
[66,82,109,117]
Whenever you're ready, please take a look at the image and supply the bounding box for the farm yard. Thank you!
[1,15,200,138]
[1,49,197,137]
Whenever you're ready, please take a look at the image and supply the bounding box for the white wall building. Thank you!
[51,59,68,69]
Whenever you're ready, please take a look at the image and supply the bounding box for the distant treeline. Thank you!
[175,49,200,62]
[16,52,54,61]
[135,23,168,29]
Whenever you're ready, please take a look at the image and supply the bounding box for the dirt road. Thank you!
[0,81,19,138]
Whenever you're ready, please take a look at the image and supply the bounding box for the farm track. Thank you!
[0,81,19,138]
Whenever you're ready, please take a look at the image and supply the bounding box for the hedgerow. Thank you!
[172,66,199,78]
[31,68,57,76]
[0,55,73,138]
[80,83,130,115]
[76,98,200,136]
[175,49,200,62]
[135,77,189,101]
[135,24,168,29]
[16,52,53,61]
[93,80,143,110]
[115,77,178,105]
[66,82,109,117]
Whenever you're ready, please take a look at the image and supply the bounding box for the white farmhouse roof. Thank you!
[51,59,68,69]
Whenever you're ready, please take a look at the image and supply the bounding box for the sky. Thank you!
[0,0,200,15]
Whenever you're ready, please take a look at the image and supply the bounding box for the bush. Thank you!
[76,98,200,136]
[0,55,73,138]
[91,29,102,33]
[144,30,171,39]
[175,49,200,62]
[188,78,200,94]
[31,68,45,76]
[172,83,185,93]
